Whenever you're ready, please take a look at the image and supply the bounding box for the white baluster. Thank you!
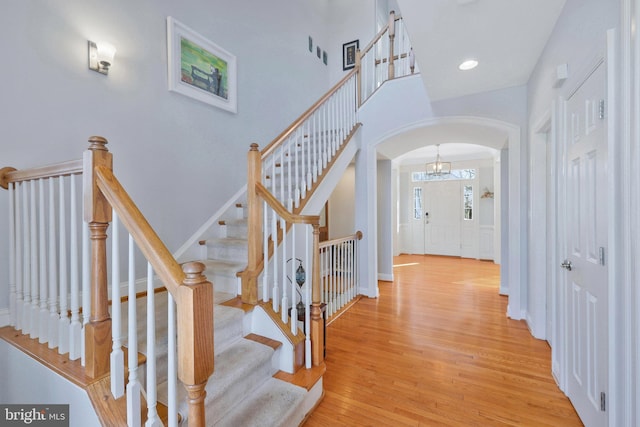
[347,240,352,302]
[167,293,177,427]
[320,248,326,307]
[306,122,312,192]
[145,263,161,427]
[331,241,336,315]
[47,178,58,349]
[38,179,48,343]
[8,182,16,327]
[280,216,288,324]
[313,111,320,182]
[16,182,23,331]
[287,139,293,211]
[58,176,69,355]
[262,200,269,303]
[110,213,124,398]
[290,226,297,335]
[305,226,311,369]
[323,103,329,169]
[126,234,141,427]
[69,174,81,360]
[29,180,39,338]
[340,242,345,308]
[294,130,300,208]
[22,181,31,334]
[356,236,360,297]
[81,218,90,365]
[271,207,279,313]
[279,148,285,207]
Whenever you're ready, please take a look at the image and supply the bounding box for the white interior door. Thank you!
[424,181,461,256]
[563,60,608,426]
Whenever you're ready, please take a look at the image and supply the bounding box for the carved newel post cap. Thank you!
[250,143,259,151]
[0,167,17,190]
[182,261,207,285]
[88,136,109,151]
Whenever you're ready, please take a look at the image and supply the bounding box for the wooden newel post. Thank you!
[243,143,262,305]
[310,224,324,365]
[83,136,113,378]
[178,261,214,427]
[388,10,396,80]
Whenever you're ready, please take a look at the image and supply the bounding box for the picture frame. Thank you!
[323,51,327,66]
[167,16,237,113]
[342,39,359,71]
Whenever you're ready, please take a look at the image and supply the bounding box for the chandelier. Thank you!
[426,144,451,176]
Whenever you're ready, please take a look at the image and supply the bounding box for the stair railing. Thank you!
[357,11,416,105]
[2,137,214,427]
[319,231,363,321]
[89,137,214,427]
[241,11,414,368]
[1,160,87,361]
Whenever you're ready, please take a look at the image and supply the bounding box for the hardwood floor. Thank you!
[304,255,583,426]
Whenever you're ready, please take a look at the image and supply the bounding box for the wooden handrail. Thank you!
[0,159,83,189]
[91,143,213,425]
[94,165,184,297]
[318,230,363,249]
[260,68,358,159]
[359,12,403,60]
[255,182,320,225]
[360,25,390,57]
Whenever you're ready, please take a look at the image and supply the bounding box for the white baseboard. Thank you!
[378,273,394,282]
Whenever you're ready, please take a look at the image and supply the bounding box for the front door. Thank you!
[424,180,461,256]
[563,60,608,426]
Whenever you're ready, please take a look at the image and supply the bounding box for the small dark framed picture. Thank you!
[317,46,321,58]
[308,36,313,52]
[342,39,359,70]
[323,50,327,65]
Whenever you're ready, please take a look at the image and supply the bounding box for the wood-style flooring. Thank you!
[304,254,583,426]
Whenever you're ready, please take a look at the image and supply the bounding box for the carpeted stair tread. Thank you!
[213,378,307,427]
[214,290,237,305]
[158,338,277,425]
[202,258,246,274]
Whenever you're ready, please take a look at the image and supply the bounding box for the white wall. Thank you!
[526,0,619,362]
[0,0,337,313]
[328,0,377,84]
[0,341,101,427]
[377,159,393,280]
[328,164,356,238]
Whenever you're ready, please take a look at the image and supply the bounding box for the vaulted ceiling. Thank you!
[387,0,566,164]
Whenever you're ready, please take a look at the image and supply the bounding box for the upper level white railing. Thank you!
[359,11,417,104]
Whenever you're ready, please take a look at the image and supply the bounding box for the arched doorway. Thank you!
[355,115,526,321]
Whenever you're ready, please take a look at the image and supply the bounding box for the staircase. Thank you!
[0,11,412,426]
[158,201,314,425]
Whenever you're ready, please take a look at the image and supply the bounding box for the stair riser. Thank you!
[225,223,247,239]
[207,245,248,263]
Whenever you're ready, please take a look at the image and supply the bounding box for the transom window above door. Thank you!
[412,169,476,182]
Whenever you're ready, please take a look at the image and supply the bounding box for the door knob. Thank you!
[561,260,573,271]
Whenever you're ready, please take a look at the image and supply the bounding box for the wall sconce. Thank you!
[88,41,116,75]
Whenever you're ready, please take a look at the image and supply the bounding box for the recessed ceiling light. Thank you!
[459,59,478,71]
